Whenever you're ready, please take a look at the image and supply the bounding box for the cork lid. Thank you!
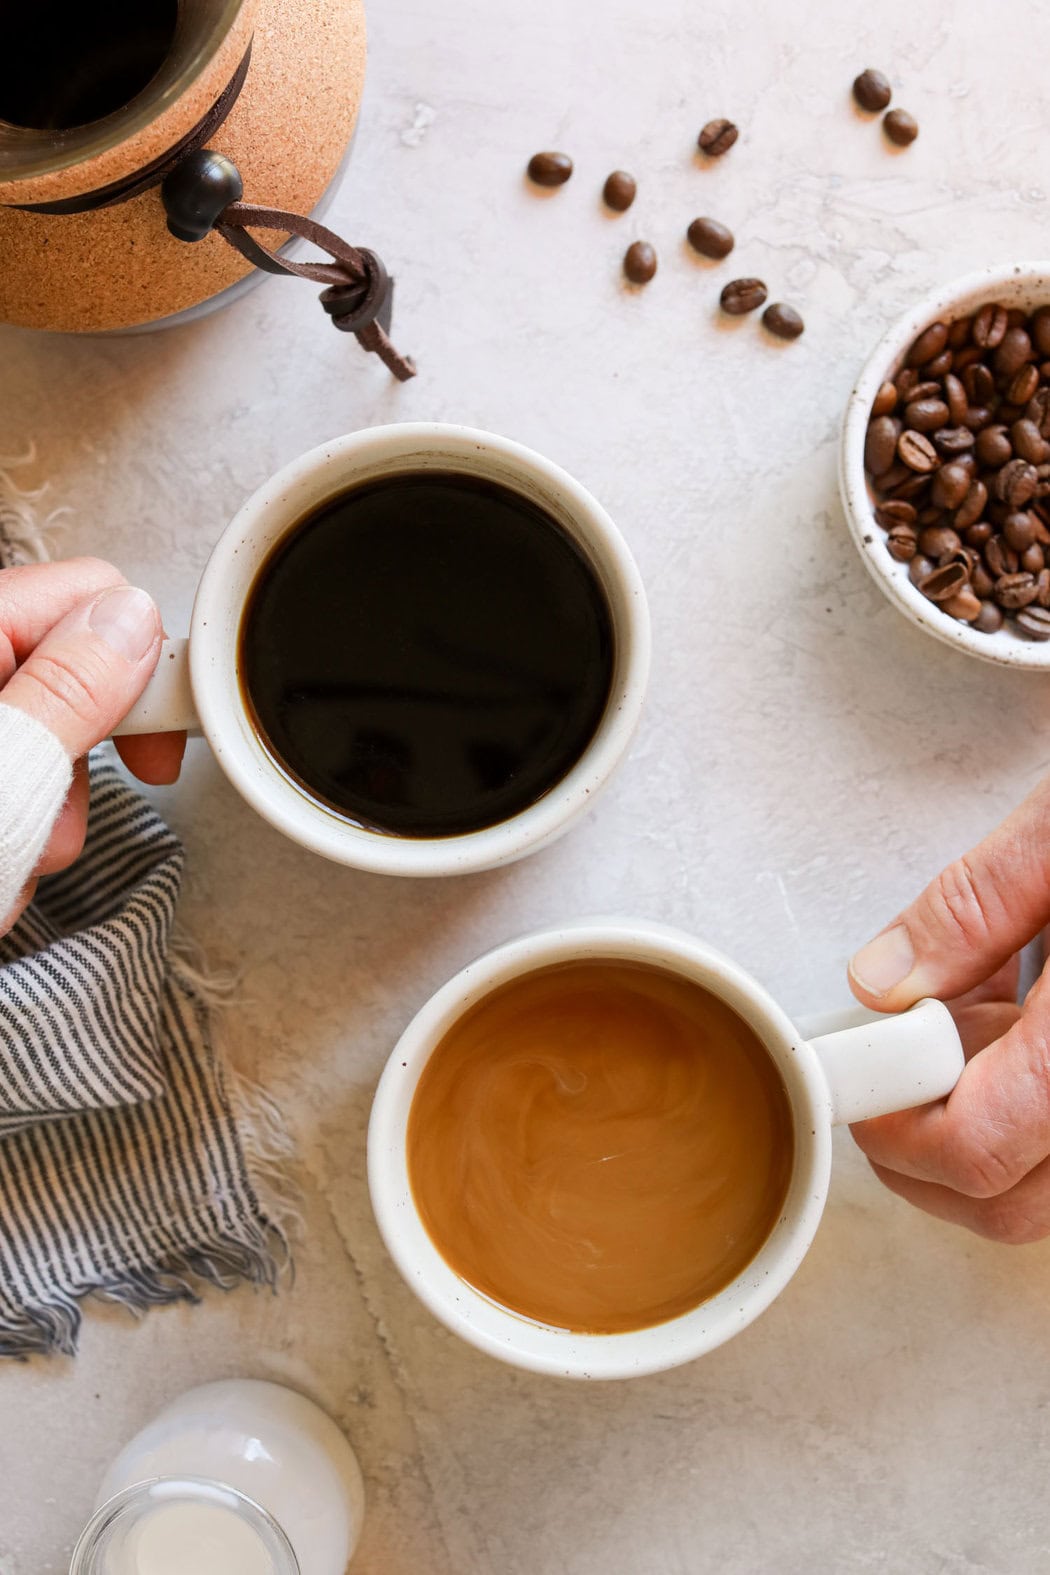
[0,0,259,206]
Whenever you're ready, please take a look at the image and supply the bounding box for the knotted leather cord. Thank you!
[7,45,415,377]
[216,203,416,380]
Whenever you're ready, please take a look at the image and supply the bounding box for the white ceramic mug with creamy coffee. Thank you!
[116,425,650,877]
[367,918,965,1380]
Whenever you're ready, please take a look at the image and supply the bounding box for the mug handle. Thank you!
[112,638,201,737]
[800,998,965,1125]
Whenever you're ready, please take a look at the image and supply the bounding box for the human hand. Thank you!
[848,775,1050,1244]
[0,558,186,934]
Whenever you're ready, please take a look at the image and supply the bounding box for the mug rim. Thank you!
[187,425,651,877]
[366,918,834,1379]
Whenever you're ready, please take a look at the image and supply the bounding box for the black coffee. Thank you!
[239,472,615,838]
[0,0,178,130]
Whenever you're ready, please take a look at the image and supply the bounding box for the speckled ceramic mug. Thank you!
[117,424,650,877]
[368,918,965,1379]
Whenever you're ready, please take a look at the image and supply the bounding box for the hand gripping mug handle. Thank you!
[112,638,201,736]
[799,999,965,1125]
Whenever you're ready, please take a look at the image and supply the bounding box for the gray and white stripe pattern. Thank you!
[0,480,288,1356]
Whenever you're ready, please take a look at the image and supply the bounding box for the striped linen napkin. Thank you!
[0,459,290,1356]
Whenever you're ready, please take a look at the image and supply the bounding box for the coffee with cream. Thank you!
[407,959,794,1335]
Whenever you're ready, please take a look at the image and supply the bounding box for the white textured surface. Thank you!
[4,0,1050,1569]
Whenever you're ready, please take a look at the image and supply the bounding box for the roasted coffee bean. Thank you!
[956,482,989,531]
[883,108,918,145]
[698,118,738,156]
[527,151,573,186]
[994,572,1039,609]
[1009,364,1041,406]
[976,425,1013,467]
[907,381,943,402]
[872,381,898,417]
[924,350,954,379]
[946,546,977,576]
[720,277,767,315]
[994,328,1034,380]
[1011,418,1050,465]
[949,317,973,350]
[1004,511,1037,551]
[907,321,948,368]
[944,373,969,427]
[985,536,1018,577]
[623,241,657,284]
[963,406,993,432]
[953,345,984,373]
[896,367,920,398]
[853,68,892,111]
[974,600,1004,634]
[603,170,637,211]
[972,562,995,599]
[918,562,968,602]
[995,457,1039,506]
[964,362,996,404]
[909,554,935,587]
[898,430,940,472]
[763,303,805,340]
[1007,308,1029,331]
[973,303,1009,350]
[933,426,975,456]
[888,470,931,501]
[964,518,992,546]
[1041,361,1050,381]
[1016,605,1050,639]
[916,505,944,527]
[904,397,949,432]
[943,587,982,622]
[687,216,734,258]
[1025,387,1050,435]
[1032,306,1050,358]
[886,525,918,561]
[874,499,917,528]
[931,461,971,510]
[918,524,961,559]
[1023,543,1045,574]
[1038,568,1050,607]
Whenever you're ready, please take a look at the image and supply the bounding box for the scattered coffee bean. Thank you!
[1016,605,1050,639]
[720,278,768,315]
[623,241,657,284]
[698,118,738,156]
[687,217,734,259]
[883,108,918,146]
[866,298,1050,639]
[853,68,892,112]
[762,303,805,340]
[603,171,636,212]
[527,151,573,187]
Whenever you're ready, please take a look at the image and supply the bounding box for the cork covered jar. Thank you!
[0,0,367,332]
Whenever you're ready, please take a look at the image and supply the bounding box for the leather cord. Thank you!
[216,202,417,381]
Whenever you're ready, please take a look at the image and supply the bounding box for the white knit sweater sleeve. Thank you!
[0,703,72,920]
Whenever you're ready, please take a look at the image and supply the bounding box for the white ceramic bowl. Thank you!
[840,261,1050,669]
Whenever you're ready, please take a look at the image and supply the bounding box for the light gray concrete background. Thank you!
[4,0,1050,1569]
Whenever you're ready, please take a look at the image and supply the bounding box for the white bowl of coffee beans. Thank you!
[841,262,1050,667]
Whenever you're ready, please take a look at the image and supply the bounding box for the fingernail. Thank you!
[88,586,158,663]
[849,924,915,997]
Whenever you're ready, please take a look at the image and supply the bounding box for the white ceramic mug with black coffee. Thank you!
[117,425,650,876]
[368,918,966,1379]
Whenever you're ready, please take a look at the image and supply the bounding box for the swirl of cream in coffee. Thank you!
[407,960,794,1334]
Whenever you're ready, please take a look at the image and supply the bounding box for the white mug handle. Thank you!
[112,638,201,736]
[802,998,965,1125]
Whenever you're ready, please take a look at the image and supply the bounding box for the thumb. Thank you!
[848,775,1050,1011]
[0,585,162,758]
